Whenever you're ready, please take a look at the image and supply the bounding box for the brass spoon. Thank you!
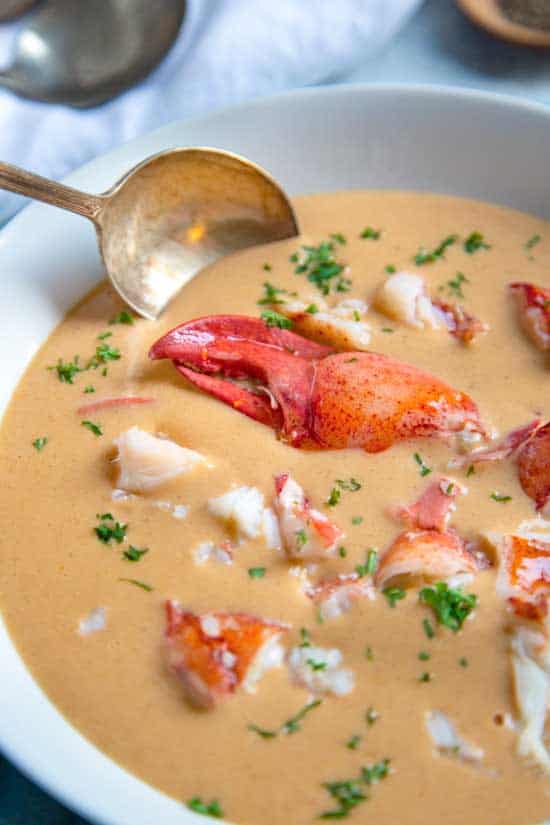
[0,149,299,319]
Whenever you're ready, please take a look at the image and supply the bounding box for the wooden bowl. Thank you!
[457,0,550,47]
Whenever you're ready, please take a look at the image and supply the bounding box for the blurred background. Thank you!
[0,0,549,822]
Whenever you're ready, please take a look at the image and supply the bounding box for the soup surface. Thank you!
[0,191,549,824]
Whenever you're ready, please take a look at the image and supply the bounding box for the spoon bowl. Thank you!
[0,0,186,107]
[0,148,299,318]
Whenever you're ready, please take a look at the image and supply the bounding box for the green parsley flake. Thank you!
[119,578,153,592]
[123,546,149,562]
[247,723,277,739]
[186,797,223,818]
[414,452,431,477]
[92,343,121,365]
[282,699,322,734]
[263,262,272,271]
[414,234,457,265]
[446,271,469,298]
[257,281,288,305]
[81,420,103,437]
[381,327,394,333]
[307,658,327,672]
[291,240,348,295]
[48,356,83,384]
[383,587,406,608]
[97,331,112,341]
[295,528,307,550]
[346,734,361,750]
[466,464,475,478]
[418,651,431,661]
[423,617,435,639]
[299,628,312,647]
[326,487,341,507]
[305,303,319,314]
[319,759,390,820]
[490,491,512,503]
[419,671,432,683]
[331,232,347,245]
[336,477,362,492]
[365,646,374,661]
[32,436,48,451]
[360,226,381,240]
[385,264,396,274]
[525,234,541,251]
[260,309,292,329]
[459,657,469,668]
[339,546,348,558]
[463,231,490,254]
[94,513,127,544]
[109,311,134,325]
[351,516,363,525]
[419,582,477,632]
[83,385,95,394]
[248,567,266,579]
[357,548,378,578]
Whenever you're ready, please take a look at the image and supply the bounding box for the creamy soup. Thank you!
[0,191,549,825]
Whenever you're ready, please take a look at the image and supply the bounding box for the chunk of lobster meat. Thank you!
[492,534,550,623]
[393,477,466,533]
[150,315,486,453]
[450,419,542,469]
[431,298,489,345]
[376,529,482,590]
[113,426,207,493]
[208,485,265,540]
[287,644,354,696]
[425,710,484,765]
[274,473,344,559]
[374,272,443,329]
[518,423,550,514]
[306,573,375,621]
[193,541,234,566]
[164,601,287,708]
[510,282,550,352]
[511,629,550,772]
[276,297,371,351]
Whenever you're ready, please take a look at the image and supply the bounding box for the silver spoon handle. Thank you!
[0,161,104,222]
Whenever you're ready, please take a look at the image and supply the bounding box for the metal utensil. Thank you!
[0,0,186,107]
[0,148,299,318]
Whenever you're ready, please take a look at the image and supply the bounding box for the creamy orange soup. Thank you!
[0,191,549,824]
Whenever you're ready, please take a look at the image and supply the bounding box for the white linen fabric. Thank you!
[0,0,422,221]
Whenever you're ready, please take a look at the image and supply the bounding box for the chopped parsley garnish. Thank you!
[186,797,223,818]
[463,231,490,254]
[282,699,322,734]
[247,723,277,739]
[94,513,127,544]
[326,487,341,507]
[419,582,477,632]
[257,281,288,305]
[446,271,469,298]
[385,264,396,274]
[360,226,381,240]
[422,617,435,639]
[356,548,378,578]
[295,528,307,550]
[331,232,347,245]
[419,671,432,683]
[418,651,430,661]
[490,491,512,503]
[48,356,83,384]
[109,310,134,325]
[306,303,319,314]
[319,759,390,820]
[299,628,312,647]
[248,567,266,579]
[307,658,327,671]
[83,385,95,394]
[339,546,347,558]
[123,546,149,562]
[97,331,112,340]
[365,646,374,661]
[81,420,103,437]
[353,310,361,322]
[413,452,431,477]
[351,516,363,526]
[366,707,378,725]
[383,587,406,608]
[466,464,475,478]
[525,234,541,251]
[336,478,362,492]
[119,578,153,592]
[459,657,468,668]
[91,343,121,365]
[263,262,272,271]
[260,309,292,329]
[414,234,457,265]
[443,482,455,496]
[291,240,348,295]
[381,327,394,333]
[32,436,48,451]
[346,734,361,750]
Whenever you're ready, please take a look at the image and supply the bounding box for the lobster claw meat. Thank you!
[150,315,486,453]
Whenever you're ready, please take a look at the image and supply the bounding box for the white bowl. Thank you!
[1,84,549,825]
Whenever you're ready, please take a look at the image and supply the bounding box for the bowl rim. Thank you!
[1,81,550,825]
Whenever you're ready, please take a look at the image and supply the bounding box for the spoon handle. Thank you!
[0,161,104,222]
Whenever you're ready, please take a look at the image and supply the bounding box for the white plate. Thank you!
[1,84,549,825]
